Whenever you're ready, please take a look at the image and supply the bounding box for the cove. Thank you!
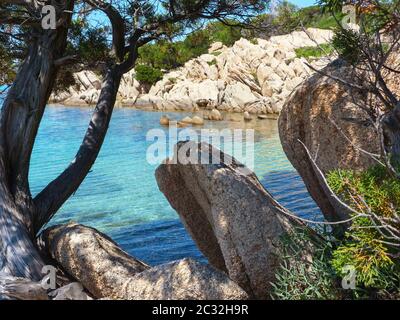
[29,105,321,266]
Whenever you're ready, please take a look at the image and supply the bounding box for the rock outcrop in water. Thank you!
[38,223,249,300]
[155,141,310,299]
[51,28,332,114]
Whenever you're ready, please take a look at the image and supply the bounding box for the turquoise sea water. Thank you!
[28,105,320,266]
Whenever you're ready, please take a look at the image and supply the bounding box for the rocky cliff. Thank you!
[51,28,333,114]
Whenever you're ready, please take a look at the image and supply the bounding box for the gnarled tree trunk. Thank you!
[0,0,126,281]
[0,1,74,280]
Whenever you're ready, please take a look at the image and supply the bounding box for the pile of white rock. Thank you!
[51,28,333,114]
[136,28,333,114]
[50,69,142,107]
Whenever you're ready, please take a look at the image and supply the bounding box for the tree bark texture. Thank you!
[0,0,126,281]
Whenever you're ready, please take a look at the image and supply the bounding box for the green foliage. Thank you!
[273,1,300,33]
[244,4,341,40]
[55,19,111,92]
[135,64,163,86]
[210,51,222,56]
[321,0,400,65]
[327,166,400,294]
[271,227,343,300]
[207,59,217,66]
[296,5,344,29]
[67,19,110,65]
[327,165,400,222]
[320,0,400,31]
[295,43,335,59]
[207,20,243,46]
[271,4,342,33]
[0,44,15,85]
[0,31,18,85]
[332,28,363,64]
[331,240,395,290]
[139,41,182,70]
[138,21,242,71]
[249,38,259,45]
[137,3,342,73]
[273,165,400,300]
[168,77,178,84]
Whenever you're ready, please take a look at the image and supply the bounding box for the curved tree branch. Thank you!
[84,0,126,62]
[0,0,74,233]
[33,65,122,233]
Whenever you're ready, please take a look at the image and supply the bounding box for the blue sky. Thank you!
[88,0,320,29]
[289,0,318,7]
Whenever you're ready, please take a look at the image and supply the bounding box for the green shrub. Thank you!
[327,166,400,294]
[210,51,222,56]
[273,165,400,300]
[135,65,163,86]
[295,43,335,59]
[249,38,259,45]
[273,0,300,34]
[271,227,343,300]
[207,20,242,46]
[207,59,217,66]
[137,20,242,72]
[331,28,363,64]
[168,77,178,84]
[297,5,343,29]
[67,19,110,65]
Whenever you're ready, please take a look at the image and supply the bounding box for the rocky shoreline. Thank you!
[3,57,390,300]
[51,28,333,115]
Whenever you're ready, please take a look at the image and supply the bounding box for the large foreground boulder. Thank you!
[279,59,381,223]
[38,223,150,299]
[156,141,306,299]
[39,223,248,300]
[119,258,248,300]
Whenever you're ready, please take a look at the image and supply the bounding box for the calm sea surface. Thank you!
[28,105,320,266]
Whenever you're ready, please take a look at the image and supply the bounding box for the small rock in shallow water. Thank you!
[181,116,193,124]
[191,116,204,125]
[160,115,170,126]
[244,111,252,121]
[208,109,222,121]
[177,121,190,128]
